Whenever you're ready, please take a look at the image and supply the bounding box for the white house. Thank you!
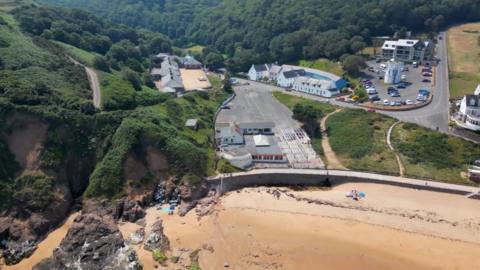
[291,77,339,98]
[248,64,270,81]
[381,39,434,63]
[268,64,282,81]
[456,85,480,131]
[277,69,306,88]
[215,122,245,145]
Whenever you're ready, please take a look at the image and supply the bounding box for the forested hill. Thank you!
[37,0,480,69]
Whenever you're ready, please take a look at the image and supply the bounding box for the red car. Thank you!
[336,97,346,102]
[367,109,376,113]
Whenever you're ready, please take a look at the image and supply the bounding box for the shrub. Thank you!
[14,173,54,212]
[152,250,168,263]
[93,56,110,72]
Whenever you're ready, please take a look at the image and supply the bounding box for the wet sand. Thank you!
[3,212,79,270]
[154,183,480,270]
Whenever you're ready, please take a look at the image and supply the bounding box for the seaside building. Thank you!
[248,64,282,81]
[245,135,287,163]
[381,39,434,63]
[455,85,480,131]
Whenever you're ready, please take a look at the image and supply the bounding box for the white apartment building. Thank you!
[381,39,434,63]
[291,77,339,98]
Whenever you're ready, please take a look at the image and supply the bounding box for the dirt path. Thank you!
[387,121,405,176]
[67,56,101,109]
[320,109,347,170]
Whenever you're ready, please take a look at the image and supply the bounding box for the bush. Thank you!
[217,159,240,173]
[14,173,54,212]
[152,250,168,263]
[0,37,9,48]
[122,69,142,91]
[93,56,110,72]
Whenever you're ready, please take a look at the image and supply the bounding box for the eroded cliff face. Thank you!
[0,112,93,265]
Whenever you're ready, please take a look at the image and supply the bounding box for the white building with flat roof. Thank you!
[455,85,480,131]
[381,39,434,63]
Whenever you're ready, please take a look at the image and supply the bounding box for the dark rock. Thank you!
[33,213,128,270]
[121,199,146,223]
[144,220,169,252]
[2,240,37,265]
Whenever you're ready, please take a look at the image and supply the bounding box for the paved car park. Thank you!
[363,60,433,107]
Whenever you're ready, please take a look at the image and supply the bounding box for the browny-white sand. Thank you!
[133,183,480,270]
[180,69,211,91]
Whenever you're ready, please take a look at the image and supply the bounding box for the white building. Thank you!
[384,62,404,84]
[221,148,253,169]
[248,64,282,81]
[292,77,339,97]
[381,39,434,63]
[215,122,244,145]
[277,69,306,88]
[456,85,480,131]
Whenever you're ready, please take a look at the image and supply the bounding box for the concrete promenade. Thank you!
[208,168,479,196]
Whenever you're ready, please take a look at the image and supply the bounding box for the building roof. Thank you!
[253,135,270,146]
[238,122,275,129]
[185,119,198,127]
[475,85,480,95]
[253,64,268,72]
[161,87,177,93]
[244,135,283,156]
[382,39,420,49]
[182,55,202,66]
[282,69,306,79]
[269,64,282,74]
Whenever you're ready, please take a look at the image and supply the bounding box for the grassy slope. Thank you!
[447,22,480,98]
[0,12,90,101]
[298,59,344,76]
[327,109,399,175]
[53,40,101,66]
[392,123,480,185]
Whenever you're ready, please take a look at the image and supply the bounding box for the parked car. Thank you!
[418,89,430,96]
[390,101,395,106]
[221,105,231,109]
[422,79,431,83]
[368,67,375,72]
[390,92,400,97]
[367,109,376,113]
[394,101,402,106]
[383,99,389,106]
[376,58,382,63]
[336,97,345,102]
[422,72,432,77]
[369,95,380,101]
[379,76,383,80]
[397,83,406,89]
[413,62,418,68]
[417,95,427,102]
[387,86,396,92]
[406,99,414,105]
[401,74,407,80]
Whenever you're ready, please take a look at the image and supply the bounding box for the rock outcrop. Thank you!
[144,220,170,252]
[34,213,141,270]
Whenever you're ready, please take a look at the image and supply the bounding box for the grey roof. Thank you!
[282,69,306,79]
[244,135,283,156]
[254,64,268,72]
[466,95,479,108]
[182,55,202,66]
[185,119,198,127]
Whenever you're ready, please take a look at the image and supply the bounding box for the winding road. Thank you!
[67,56,101,109]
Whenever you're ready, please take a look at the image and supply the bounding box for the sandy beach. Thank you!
[132,183,480,270]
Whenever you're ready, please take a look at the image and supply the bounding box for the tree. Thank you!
[122,69,142,91]
[93,56,110,72]
[0,56,4,70]
[204,52,224,70]
[292,104,322,136]
[223,72,233,93]
[342,55,367,76]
